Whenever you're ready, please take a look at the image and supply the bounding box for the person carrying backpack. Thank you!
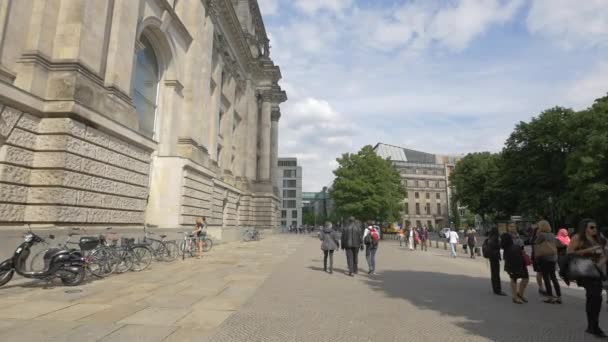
[363,222,380,275]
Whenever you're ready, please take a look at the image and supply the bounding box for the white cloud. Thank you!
[294,0,353,15]
[566,63,608,110]
[266,0,608,191]
[351,0,524,52]
[258,0,279,16]
[279,96,356,191]
[527,0,608,48]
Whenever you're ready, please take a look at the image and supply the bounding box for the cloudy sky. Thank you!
[258,0,608,192]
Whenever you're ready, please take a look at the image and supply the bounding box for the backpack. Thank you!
[482,238,491,258]
[371,229,380,242]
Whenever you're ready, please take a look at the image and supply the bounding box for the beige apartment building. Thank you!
[0,0,286,241]
[374,143,458,230]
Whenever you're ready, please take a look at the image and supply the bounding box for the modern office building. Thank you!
[373,143,459,229]
[277,158,302,228]
[0,1,287,241]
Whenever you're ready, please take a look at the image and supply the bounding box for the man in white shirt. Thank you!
[448,229,459,258]
[408,224,414,251]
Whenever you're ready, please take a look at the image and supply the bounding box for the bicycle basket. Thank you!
[79,236,101,251]
[121,237,135,246]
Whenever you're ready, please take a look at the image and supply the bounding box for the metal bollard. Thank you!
[435,239,439,248]
[443,241,447,250]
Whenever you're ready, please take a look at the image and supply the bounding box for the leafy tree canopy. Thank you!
[330,145,405,222]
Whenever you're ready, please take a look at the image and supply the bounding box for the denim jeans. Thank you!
[366,246,377,272]
[450,243,457,257]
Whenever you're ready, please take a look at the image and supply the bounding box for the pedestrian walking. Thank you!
[530,224,547,297]
[466,228,477,259]
[534,220,561,304]
[448,228,459,258]
[341,217,363,276]
[567,219,607,338]
[508,224,524,248]
[363,223,380,275]
[501,232,529,305]
[408,224,414,251]
[398,227,405,247]
[414,227,421,250]
[192,217,207,259]
[318,221,340,274]
[484,228,507,296]
[421,226,429,252]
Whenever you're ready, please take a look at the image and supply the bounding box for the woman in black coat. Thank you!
[501,233,529,304]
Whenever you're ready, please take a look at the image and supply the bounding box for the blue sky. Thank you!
[257,0,608,191]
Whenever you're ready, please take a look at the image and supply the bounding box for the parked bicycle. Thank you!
[179,231,213,260]
[141,225,179,262]
[242,228,261,242]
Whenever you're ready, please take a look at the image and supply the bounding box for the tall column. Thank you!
[258,99,272,181]
[270,107,280,187]
[245,83,258,180]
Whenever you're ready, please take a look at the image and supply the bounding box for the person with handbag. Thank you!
[501,232,529,304]
[568,218,607,338]
[534,220,561,304]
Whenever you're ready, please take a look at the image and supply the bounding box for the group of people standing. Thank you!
[317,217,380,276]
[398,224,429,251]
[485,219,608,338]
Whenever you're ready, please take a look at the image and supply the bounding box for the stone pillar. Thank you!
[270,107,280,187]
[258,99,271,182]
[245,85,259,180]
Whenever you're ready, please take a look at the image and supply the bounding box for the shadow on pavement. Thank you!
[365,269,593,342]
[307,265,349,275]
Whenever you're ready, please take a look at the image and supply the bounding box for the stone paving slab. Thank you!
[0,235,304,341]
[98,324,177,342]
[201,237,599,342]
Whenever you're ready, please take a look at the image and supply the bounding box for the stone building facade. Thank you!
[0,0,286,241]
[277,157,302,229]
[374,143,456,230]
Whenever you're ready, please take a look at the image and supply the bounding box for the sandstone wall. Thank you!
[0,103,152,224]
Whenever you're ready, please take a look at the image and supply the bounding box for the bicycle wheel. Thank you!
[148,240,165,261]
[160,241,179,262]
[202,238,213,252]
[88,247,114,278]
[114,248,134,274]
[131,245,153,271]
[179,240,187,261]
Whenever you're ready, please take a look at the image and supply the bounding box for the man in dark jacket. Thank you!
[486,228,507,296]
[341,217,363,276]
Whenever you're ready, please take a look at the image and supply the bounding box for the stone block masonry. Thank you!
[0,104,151,224]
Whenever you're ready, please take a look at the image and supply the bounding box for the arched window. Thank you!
[133,35,159,137]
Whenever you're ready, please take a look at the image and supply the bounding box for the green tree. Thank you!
[450,194,461,228]
[501,107,575,224]
[330,145,405,222]
[450,152,503,220]
[565,95,608,224]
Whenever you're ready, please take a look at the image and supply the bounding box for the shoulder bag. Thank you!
[568,256,602,281]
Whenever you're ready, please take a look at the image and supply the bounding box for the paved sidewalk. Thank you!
[0,234,600,341]
[203,238,596,342]
[0,235,305,342]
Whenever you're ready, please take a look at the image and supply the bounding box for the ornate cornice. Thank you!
[204,0,283,84]
[271,108,281,122]
[259,86,287,104]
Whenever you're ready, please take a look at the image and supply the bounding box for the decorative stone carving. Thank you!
[271,108,281,122]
